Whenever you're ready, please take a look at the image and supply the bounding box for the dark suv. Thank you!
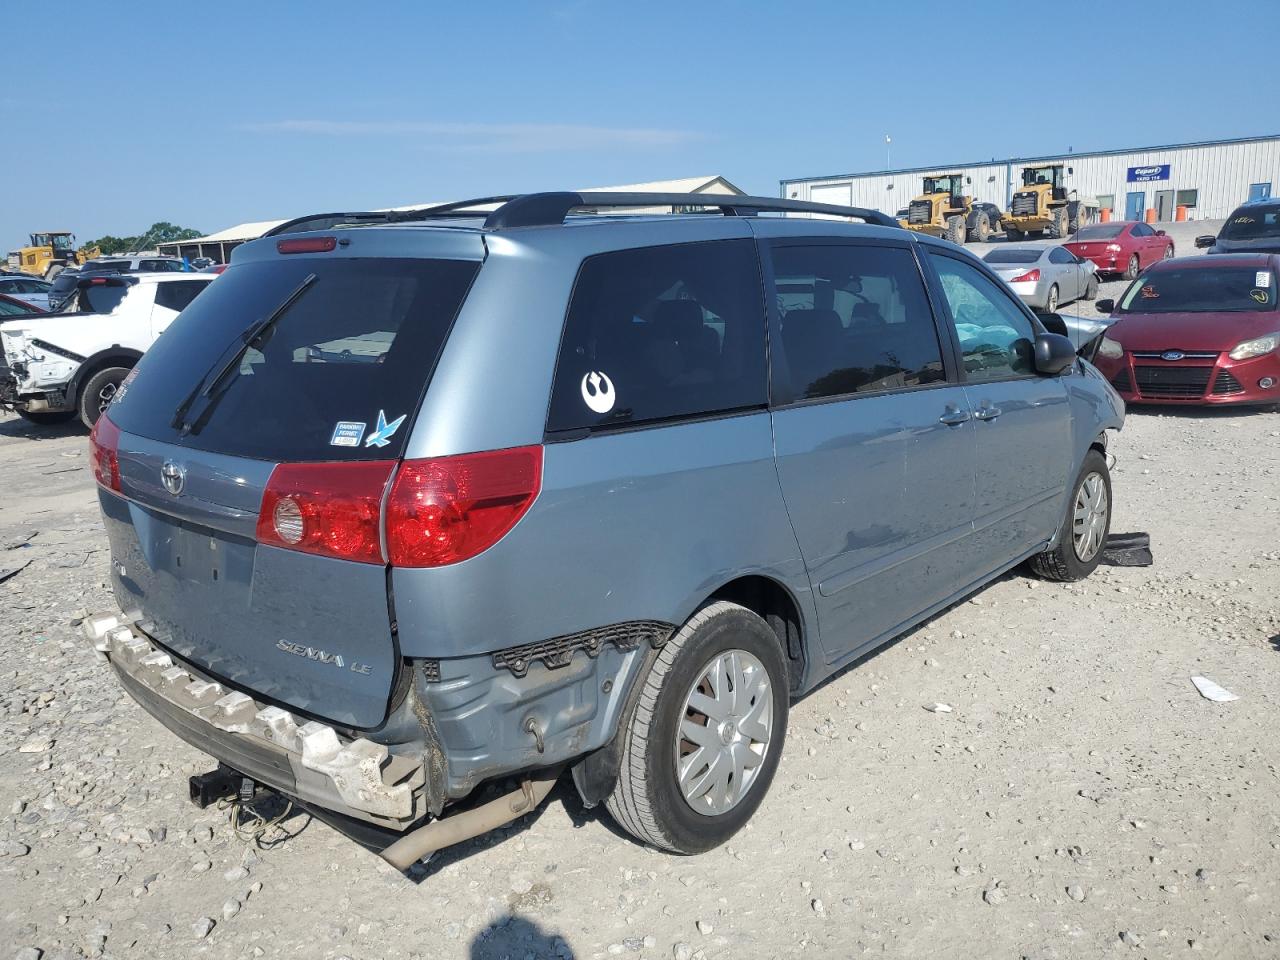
[81,192,1123,869]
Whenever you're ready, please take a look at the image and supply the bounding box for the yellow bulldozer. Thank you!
[6,232,101,280]
[902,173,1004,245]
[1002,165,1097,240]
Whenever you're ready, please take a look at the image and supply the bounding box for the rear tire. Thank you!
[77,365,131,429]
[1045,284,1059,313]
[1006,226,1024,242]
[1028,449,1112,583]
[17,409,76,426]
[946,216,966,245]
[967,212,990,243]
[605,601,789,854]
[1123,254,1141,281]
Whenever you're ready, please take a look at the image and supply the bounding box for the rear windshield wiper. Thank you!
[170,273,317,433]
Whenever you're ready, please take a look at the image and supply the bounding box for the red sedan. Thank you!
[1064,221,1175,279]
[1091,253,1280,406]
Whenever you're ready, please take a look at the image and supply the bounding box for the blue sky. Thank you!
[4,0,1277,251]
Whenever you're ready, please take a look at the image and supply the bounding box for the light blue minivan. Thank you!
[81,192,1123,867]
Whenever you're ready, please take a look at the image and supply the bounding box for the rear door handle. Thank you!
[939,406,971,426]
[974,403,1002,421]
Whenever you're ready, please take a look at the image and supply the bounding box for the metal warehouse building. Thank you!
[782,134,1279,223]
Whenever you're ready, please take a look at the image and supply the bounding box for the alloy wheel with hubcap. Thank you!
[675,649,774,816]
[1072,471,1109,562]
[605,600,789,854]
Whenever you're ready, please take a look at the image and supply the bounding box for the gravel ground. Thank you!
[3,218,1279,959]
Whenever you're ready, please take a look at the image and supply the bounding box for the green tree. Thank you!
[89,222,203,255]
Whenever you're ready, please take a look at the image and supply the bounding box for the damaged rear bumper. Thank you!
[82,608,662,840]
[82,612,429,829]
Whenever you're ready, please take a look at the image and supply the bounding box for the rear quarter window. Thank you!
[153,279,211,312]
[546,239,767,433]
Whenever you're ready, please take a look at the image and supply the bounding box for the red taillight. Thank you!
[256,461,395,564]
[386,446,542,568]
[89,414,121,491]
[277,236,337,255]
[1010,268,1041,283]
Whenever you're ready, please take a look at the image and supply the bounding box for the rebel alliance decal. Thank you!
[580,371,615,414]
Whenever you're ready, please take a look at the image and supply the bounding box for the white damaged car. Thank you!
[1,272,212,427]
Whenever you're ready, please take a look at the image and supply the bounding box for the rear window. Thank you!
[1221,206,1280,240]
[1074,224,1126,240]
[983,248,1041,264]
[546,240,767,434]
[107,257,479,460]
[1117,266,1277,314]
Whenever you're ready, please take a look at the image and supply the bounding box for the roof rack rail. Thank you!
[480,192,901,229]
[263,192,901,237]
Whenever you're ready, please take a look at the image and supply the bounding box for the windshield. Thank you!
[1221,206,1280,240]
[107,256,480,461]
[984,249,1041,265]
[1021,167,1059,187]
[1118,266,1277,314]
[923,176,958,195]
[1074,224,1125,240]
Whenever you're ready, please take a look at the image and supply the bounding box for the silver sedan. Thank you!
[983,245,1099,312]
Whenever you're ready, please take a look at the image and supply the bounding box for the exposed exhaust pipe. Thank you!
[379,767,563,871]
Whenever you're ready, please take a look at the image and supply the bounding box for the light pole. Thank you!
[885,134,892,172]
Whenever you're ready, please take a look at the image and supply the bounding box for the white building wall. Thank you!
[783,137,1280,222]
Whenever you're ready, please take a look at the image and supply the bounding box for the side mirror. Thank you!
[1034,333,1077,375]
[1095,298,1115,314]
[1194,235,1216,249]
[1155,229,1166,236]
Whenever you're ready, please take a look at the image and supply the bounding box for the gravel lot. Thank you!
[2,217,1279,960]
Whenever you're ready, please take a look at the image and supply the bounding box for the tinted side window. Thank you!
[930,254,1036,381]
[1048,247,1073,264]
[154,280,210,312]
[1131,223,1152,237]
[82,284,131,315]
[547,240,767,433]
[771,243,944,401]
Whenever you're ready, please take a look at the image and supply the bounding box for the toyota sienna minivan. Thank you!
[82,191,1124,868]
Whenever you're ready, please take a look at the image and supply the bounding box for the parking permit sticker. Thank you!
[364,409,407,448]
[330,421,366,447]
[580,371,615,414]
[1256,271,1271,288]
[1251,289,1269,304]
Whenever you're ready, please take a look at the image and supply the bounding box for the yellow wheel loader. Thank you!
[7,232,101,281]
[902,174,1004,246]
[1002,165,1097,240]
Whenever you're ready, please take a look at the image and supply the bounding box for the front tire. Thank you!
[1006,226,1024,242]
[77,365,131,429]
[1083,275,1099,300]
[1028,449,1112,582]
[605,601,789,854]
[945,215,966,245]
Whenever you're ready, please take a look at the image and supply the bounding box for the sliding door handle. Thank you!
[974,404,1002,421]
[938,406,971,426]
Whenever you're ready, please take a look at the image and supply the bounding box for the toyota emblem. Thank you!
[160,460,186,495]
[1161,350,1185,361]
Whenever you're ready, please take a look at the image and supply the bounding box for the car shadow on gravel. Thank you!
[469,914,573,959]
[0,415,86,440]
[1268,633,1280,654]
